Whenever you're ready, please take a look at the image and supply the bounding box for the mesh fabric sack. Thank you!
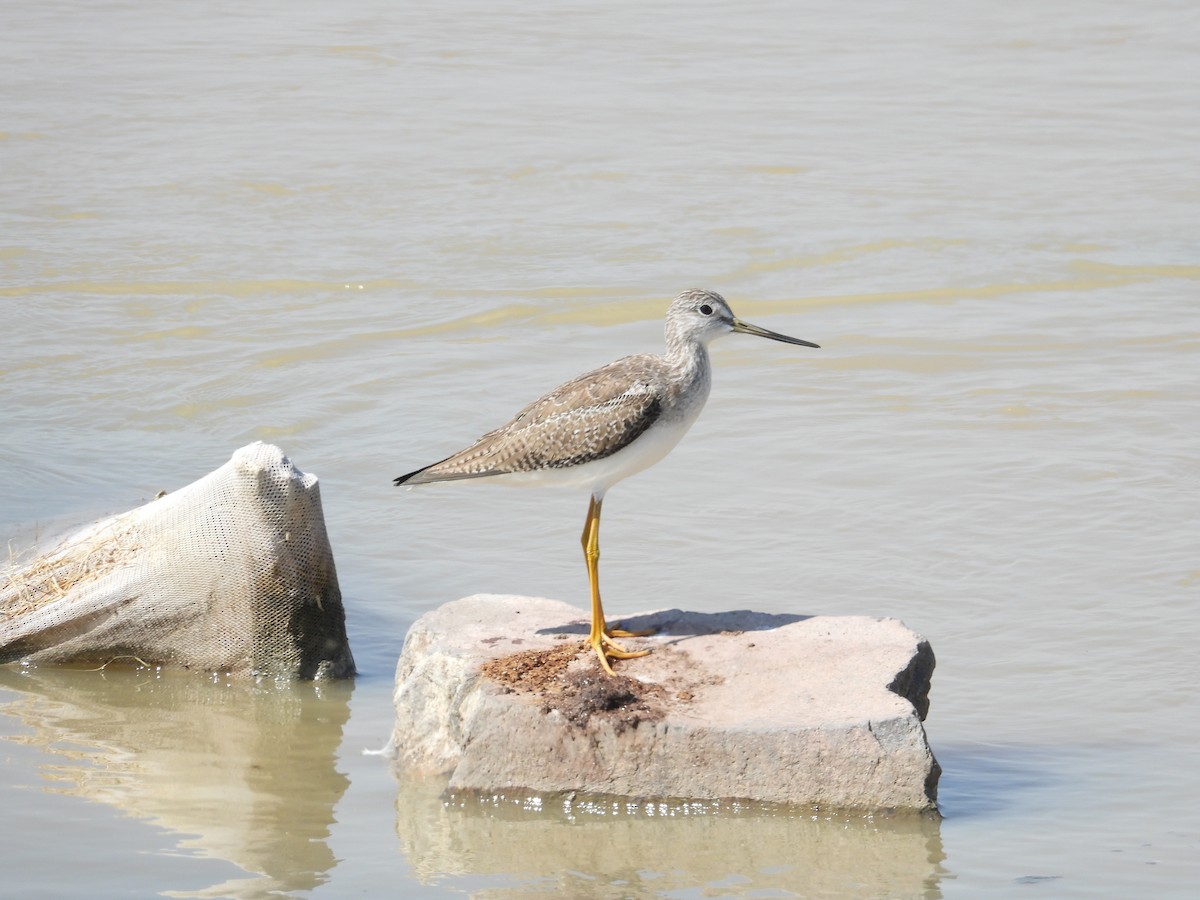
[1,442,354,679]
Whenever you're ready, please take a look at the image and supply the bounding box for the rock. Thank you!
[391,594,939,813]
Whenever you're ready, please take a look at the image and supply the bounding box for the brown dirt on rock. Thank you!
[480,641,668,731]
[552,666,666,732]
[480,641,581,692]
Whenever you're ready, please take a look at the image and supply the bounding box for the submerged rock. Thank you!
[391,594,939,813]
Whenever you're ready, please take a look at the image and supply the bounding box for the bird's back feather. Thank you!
[394,354,668,486]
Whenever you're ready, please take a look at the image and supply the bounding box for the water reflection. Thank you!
[394,775,946,898]
[0,665,353,899]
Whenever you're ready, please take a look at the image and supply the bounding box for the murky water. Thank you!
[3,1,1199,896]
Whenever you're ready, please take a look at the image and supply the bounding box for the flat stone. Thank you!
[391,594,939,813]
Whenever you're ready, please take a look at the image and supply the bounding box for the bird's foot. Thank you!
[606,620,657,638]
[591,630,651,676]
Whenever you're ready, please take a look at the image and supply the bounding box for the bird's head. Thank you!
[666,288,820,351]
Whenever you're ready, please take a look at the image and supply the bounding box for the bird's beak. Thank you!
[731,317,820,349]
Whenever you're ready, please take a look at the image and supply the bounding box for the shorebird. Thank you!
[395,289,819,675]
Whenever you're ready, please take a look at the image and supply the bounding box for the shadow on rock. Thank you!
[536,607,812,640]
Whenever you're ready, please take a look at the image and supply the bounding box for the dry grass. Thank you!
[1,516,142,620]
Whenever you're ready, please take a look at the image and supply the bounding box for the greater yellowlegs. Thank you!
[395,289,819,675]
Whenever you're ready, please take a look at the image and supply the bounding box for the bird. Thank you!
[395,288,819,675]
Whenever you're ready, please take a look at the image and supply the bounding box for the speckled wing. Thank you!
[395,355,664,484]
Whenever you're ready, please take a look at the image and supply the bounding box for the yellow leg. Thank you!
[581,494,650,675]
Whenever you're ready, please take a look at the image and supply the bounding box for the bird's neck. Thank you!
[664,333,711,380]
[661,334,713,419]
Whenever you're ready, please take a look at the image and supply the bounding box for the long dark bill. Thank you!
[732,317,820,349]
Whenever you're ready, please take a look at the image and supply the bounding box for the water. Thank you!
[2,0,1199,896]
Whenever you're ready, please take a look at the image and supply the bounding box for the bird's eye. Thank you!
[698,304,713,316]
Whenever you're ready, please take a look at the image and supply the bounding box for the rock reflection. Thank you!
[394,775,946,898]
[0,665,352,898]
